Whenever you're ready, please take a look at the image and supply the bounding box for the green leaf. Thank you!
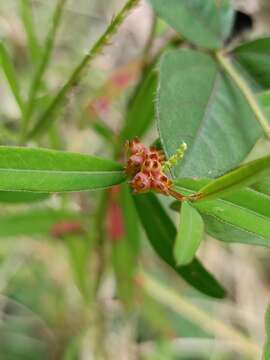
[66,235,93,300]
[195,154,270,201]
[158,49,262,178]
[28,0,139,139]
[0,209,82,237]
[0,42,24,114]
[133,192,226,299]
[19,0,41,64]
[0,146,126,192]
[0,191,49,203]
[173,178,270,247]
[263,303,270,360]
[258,89,270,120]
[174,201,204,266]
[253,177,270,196]
[112,184,140,305]
[119,69,158,144]
[148,0,234,49]
[234,37,270,89]
[24,0,67,134]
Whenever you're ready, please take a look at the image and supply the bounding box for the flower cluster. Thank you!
[125,138,172,195]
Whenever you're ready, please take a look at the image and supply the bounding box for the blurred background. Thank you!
[0,0,270,359]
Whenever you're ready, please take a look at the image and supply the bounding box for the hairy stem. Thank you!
[28,0,139,139]
[216,50,270,140]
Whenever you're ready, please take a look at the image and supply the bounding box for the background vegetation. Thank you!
[0,0,270,359]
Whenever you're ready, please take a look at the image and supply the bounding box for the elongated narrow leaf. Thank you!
[174,201,204,266]
[0,209,82,238]
[234,37,270,89]
[119,69,158,144]
[0,146,126,192]
[24,0,67,129]
[66,235,93,300]
[258,90,270,120]
[133,192,226,299]
[0,43,24,113]
[196,154,270,201]
[253,177,270,196]
[173,178,270,247]
[158,49,262,179]
[0,191,49,203]
[19,0,41,64]
[112,184,140,305]
[148,0,234,49]
[263,303,270,360]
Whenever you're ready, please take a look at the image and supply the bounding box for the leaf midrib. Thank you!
[180,70,220,175]
[0,168,124,175]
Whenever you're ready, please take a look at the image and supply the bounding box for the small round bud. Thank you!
[130,172,151,193]
[128,138,146,155]
[142,158,161,174]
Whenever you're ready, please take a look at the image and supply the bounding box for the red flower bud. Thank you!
[130,172,151,193]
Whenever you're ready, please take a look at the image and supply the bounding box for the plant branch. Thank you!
[216,50,270,140]
[28,0,140,140]
[139,270,261,359]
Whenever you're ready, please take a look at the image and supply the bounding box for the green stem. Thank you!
[140,271,261,359]
[28,0,139,140]
[216,50,270,140]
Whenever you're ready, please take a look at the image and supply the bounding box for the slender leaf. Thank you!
[148,0,234,49]
[174,201,204,266]
[133,192,226,299]
[0,191,48,203]
[119,69,158,144]
[66,235,93,300]
[194,154,270,201]
[0,209,82,237]
[24,0,67,131]
[253,177,270,196]
[157,49,262,178]
[19,0,41,64]
[112,184,140,305]
[0,42,24,113]
[92,121,115,144]
[263,303,270,360]
[173,178,270,247]
[258,89,270,120]
[0,146,126,192]
[233,37,270,89]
